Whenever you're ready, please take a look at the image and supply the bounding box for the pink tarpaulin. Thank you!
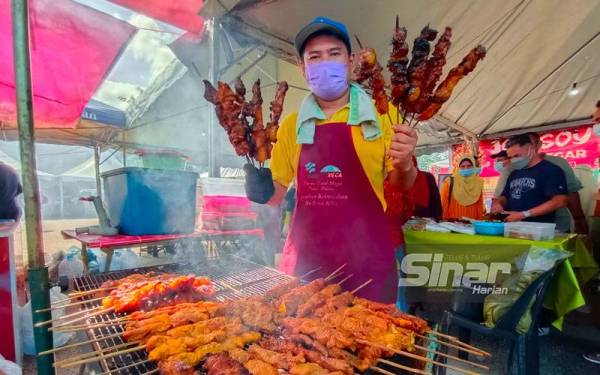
[111,0,204,33]
[0,0,135,128]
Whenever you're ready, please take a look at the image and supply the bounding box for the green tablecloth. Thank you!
[404,231,599,329]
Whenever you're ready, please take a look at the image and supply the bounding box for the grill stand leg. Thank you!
[81,244,89,274]
[103,248,114,272]
[29,267,55,375]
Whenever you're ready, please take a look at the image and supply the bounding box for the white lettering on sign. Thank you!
[540,127,591,149]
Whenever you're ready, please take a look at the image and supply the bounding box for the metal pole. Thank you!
[94,145,102,199]
[11,1,54,374]
[208,18,221,177]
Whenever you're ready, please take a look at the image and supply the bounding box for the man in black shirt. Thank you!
[492,134,568,223]
[0,162,22,221]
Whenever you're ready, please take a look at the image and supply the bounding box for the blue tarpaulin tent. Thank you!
[81,99,127,128]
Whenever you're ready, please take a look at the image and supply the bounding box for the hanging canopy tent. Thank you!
[0,0,136,129]
[202,0,600,147]
[60,155,123,179]
[3,0,598,151]
[0,0,196,147]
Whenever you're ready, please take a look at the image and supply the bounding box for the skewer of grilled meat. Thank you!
[354,36,391,116]
[403,25,438,114]
[418,45,486,120]
[412,26,453,116]
[265,81,289,144]
[204,353,250,375]
[388,16,410,109]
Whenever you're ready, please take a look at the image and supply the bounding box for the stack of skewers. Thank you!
[203,78,289,166]
[38,268,491,375]
[355,17,487,128]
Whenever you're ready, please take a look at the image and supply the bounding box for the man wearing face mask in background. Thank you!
[492,133,586,233]
[243,17,418,303]
[491,134,568,223]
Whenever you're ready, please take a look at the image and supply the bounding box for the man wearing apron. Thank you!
[244,17,417,304]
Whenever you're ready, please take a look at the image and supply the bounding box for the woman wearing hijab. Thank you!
[440,155,485,220]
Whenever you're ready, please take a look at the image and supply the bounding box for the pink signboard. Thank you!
[479,124,599,177]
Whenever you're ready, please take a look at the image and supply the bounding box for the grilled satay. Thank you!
[388,16,410,108]
[260,336,353,374]
[403,25,438,113]
[265,279,302,301]
[421,27,452,105]
[215,297,279,332]
[354,40,390,115]
[418,45,486,120]
[296,284,342,317]
[265,81,289,144]
[353,297,429,333]
[102,274,214,314]
[275,279,327,316]
[204,353,250,375]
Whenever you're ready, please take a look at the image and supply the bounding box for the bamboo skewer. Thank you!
[98,359,151,375]
[67,287,115,298]
[415,333,486,357]
[35,305,102,327]
[54,345,146,368]
[299,267,322,279]
[51,320,125,333]
[358,339,479,375]
[429,330,491,357]
[49,307,115,330]
[413,344,489,370]
[351,279,373,294]
[338,273,354,285]
[53,340,142,366]
[377,358,428,374]
[324,264,347,281]
[36,295,105,313]
[38,332,126,356]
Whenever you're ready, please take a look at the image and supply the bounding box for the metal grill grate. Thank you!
[69,256,293,375]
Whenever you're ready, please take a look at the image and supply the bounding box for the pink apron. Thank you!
[279,122,398,303]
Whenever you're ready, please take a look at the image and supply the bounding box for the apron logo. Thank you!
[320,164,342,178]
[304,162,317,174]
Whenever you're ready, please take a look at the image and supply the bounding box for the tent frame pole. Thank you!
[94,144,102,199]
[208,18,221,177]
[11,0,54,374]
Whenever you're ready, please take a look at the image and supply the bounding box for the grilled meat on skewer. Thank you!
[418,45,486,120]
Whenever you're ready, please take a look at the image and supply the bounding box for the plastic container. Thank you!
[200,177,245,196]
[102,167,198,235]
[201,211,257,231]
[504,221,556,241]
[204,195,251,213]
[473,221,505,236]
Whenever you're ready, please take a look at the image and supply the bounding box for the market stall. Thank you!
[5,1,600,374]
[404,230,599,328]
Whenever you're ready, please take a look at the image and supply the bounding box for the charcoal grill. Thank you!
[63,256,448,375]
[69,256,294,375]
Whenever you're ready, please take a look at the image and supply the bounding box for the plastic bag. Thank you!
[20,287,74,355]
[110,249,142,271]
[0,354,21,375]
[483,246,571,334]
[57,255,84,278]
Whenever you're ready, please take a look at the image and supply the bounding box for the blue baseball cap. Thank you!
[295,17,351,56]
